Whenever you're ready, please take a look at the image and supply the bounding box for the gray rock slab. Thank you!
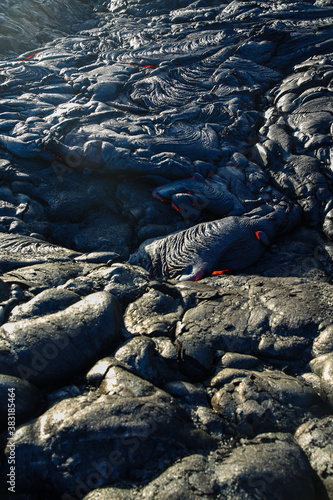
[176,277,333,381]
[220,352,264,370]
[67,263,150,306]
[8,288,80,322]
[124,287,183,337]
[295,416,333,499]
[83,433,322,500]
[211,370,328,437]
[2,384,215,497]
[98,364,167,399]
[320,353,333,409]
[87,337,185,388]
[0,291,122,386]
[312,325,333,358]
[2,261,90,291]
[113,336,181,384]
[310,352,333,409]
[211,433,321,500]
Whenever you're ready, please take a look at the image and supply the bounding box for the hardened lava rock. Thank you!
[0,0,332,499]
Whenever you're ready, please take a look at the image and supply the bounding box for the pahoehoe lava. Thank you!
[129,202,302,281]
[0,0,333,499]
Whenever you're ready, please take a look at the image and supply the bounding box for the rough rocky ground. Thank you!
[0,0,333,499]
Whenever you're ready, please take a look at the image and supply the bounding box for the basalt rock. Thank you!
[123,287,184,337]
[0,0,332,498]
[0,232,80,272]
[60,263,151,307]
[0,291,122,386]
[210,369,328,437]
[1,378,215,497]
[83,433,323,500]
[175,276,333,380]
[8,288,80,322]
[2,261,92,292]
[113,336,184,384]
[295,416,333,499]
[87,339,185,388]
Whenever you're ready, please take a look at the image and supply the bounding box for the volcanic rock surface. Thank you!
[0,0,333,499]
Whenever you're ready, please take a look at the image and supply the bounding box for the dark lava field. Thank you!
[0,0,332,498]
